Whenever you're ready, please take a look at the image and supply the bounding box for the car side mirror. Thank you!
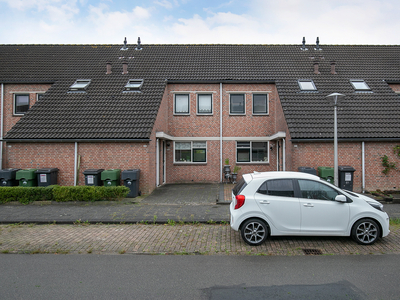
[335,195,347,203]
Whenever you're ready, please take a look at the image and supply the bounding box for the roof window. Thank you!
[298,80,317,91]
[125,79,143,91]
[69,79,91,91]
[350,80,370,91]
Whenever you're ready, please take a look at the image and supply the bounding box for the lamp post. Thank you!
[326,93,345,186]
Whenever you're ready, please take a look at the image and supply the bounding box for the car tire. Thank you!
[240,218,269,246]
[351,218,380,245]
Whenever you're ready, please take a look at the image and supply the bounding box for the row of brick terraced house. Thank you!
[1,38,400,194]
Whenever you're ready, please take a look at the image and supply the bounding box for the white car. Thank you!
[230,171,390,246]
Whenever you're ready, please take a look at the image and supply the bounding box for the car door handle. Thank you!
[259,200,270,204]
[303,203,314,207]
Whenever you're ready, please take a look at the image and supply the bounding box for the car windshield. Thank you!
[232,178,247,196]
[344,190,359,198]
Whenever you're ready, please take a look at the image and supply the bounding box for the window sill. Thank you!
[236,162,269,164]
[174,162,207,165]
[252,113,269,116]
[173,113,190,116]
[229,113,246,116]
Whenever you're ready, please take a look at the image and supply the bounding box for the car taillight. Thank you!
[235,195,245,209]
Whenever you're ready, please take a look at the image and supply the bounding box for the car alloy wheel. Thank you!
[240,218,268,246]
[352,219,380,245]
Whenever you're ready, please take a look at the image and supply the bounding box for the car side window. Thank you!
[298,179,340,201]
[257,179,294,197]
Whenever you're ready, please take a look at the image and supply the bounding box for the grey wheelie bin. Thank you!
[83,169,104,186]
[121,169,140,198]
[338,166,356,191]
[36,168,59,186]
[0,168,20,186]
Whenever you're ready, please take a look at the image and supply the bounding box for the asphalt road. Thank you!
[1,254,400,299]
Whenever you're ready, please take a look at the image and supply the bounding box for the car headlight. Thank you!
[367,201,384,212]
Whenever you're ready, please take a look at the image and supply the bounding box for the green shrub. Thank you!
[0,186,54,204]
[0,185,129,204]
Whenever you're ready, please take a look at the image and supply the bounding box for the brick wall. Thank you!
[162,83,283,183]
[290,141,400,192]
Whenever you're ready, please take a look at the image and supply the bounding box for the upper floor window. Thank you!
[37,93,45,101]
[197,94,212,114]
[230,94,245,114]
[174,94,189,114]
[350,79,370,91]
[253,94,268,114]
[237,141,269,163]
[69,79,91,91]
[298,79,317,91]
[14,94,30,115]
[125,79,143,91]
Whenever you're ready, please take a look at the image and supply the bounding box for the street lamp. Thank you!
[326,93,345,187]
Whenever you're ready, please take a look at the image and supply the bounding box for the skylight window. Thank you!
[69,79,91,91]
[298,80,317,91]
[125,79,143,91]
[350,80,370,91]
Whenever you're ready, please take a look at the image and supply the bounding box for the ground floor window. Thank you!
[237,141,268,163]
[175,141,207,163]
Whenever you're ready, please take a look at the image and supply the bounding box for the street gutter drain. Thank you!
[302,249,323,255]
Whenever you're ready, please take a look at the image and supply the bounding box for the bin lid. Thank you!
[338,166,356,172]
[121,169,140,180]
[35,168,59,173]
[83,169,105,175]
[0,168,20,179]
[16,169,38,180]
[101,169,121,180]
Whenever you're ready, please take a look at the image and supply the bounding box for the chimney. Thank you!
[315,37,322,51]
[313,62,320,75]
[122,61,128,74]
[106,61,112,74]
[330,61,337,75]
[301,37,308,51]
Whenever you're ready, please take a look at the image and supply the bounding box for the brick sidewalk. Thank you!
[1,223,399,256]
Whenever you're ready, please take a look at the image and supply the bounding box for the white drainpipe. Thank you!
[362,141,365,193]
[156,138,160,186]
[1,83,3,169]
[74,142,78,186]
[282,138,286,171]
[220,82,223,182]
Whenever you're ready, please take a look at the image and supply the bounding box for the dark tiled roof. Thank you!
[1,44,400,140]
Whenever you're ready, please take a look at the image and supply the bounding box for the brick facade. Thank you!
[2,82,399,195]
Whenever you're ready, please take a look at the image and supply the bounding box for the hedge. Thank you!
[0,186,130,204]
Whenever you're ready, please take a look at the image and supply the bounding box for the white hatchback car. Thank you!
[230,171,390,246]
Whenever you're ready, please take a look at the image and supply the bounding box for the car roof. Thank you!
[243,171,320,182]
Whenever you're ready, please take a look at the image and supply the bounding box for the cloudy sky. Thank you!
[1,0,399,45]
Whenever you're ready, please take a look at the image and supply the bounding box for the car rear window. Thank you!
[257,179,294,197]
[232,178,247,196]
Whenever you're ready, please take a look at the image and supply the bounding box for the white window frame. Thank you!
[13,93,30,116]
[236,141,269,164]
[196,93,213,115]
[69,79,91,91]
[229,93,246,115]
[298,79,317,91]
[174,93,190,115]
[124,79,143,91]
[174,141,207,164]
[36,93,44,101]
[252,93,269,115]
[350,79,371,91]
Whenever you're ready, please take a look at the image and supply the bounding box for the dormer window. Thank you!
[69,79,91,91]
[350,80,370,91]
[298,79,317,91]
[125,79,143,91]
